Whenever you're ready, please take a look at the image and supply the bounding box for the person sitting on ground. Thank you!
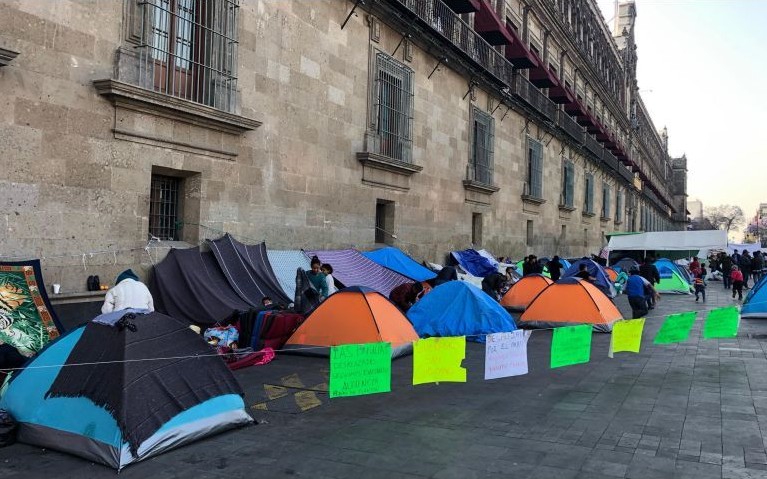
[731,265,744,301]
[261,296,273,307]
[388,281,426,313]
[694,264,707,302]
[626,267,656,319]
[321,263,338,296]
[307,256,329,300]
[548,255,563,282]
[574,263,595,282]
[101,269,154,314]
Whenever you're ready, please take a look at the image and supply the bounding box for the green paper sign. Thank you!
[703,307,740,339]
[611,318,645,355]
[329,342,392,398]
[654,312,697,344]
[413,337,467,385]
[551,324,592,368]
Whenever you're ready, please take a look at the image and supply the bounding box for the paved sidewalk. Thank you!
[3,283,767,478]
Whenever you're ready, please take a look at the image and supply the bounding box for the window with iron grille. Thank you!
[602,182,611,218]
[469,107,495,185]
[373,53,414,163]
[149,175,182,240]
[561,159,574,207]
[135,0,239,111]
[472,213,483,247]
[526,138,543,199]
[584,172,594,214]
[615,189,623,223]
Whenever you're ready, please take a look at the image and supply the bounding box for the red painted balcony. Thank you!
[548,84,574,104]
[528,57,559,88]
[474,0,513,45]
[443,0,481,13]
[503,23,537,68]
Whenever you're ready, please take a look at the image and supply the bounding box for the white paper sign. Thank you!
[484,330,531,380]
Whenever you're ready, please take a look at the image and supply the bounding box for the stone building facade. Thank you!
[0,0,686,293]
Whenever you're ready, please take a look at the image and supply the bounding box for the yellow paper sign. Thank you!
[413,337,467,385]
[610,318,645,356]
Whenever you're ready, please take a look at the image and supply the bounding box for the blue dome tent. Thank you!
[742,275,767,318]
[406,281,516,341]
[562,258,616,298]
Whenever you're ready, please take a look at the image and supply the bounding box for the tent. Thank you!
[362,247,437,282]
[605,267,619,282]
[500,274,552,311]
[0,312,251,470]
[0,259,63,355]
[562,258,617,298]
[613,257,640,273]
[406,281,516,341]
[266,249,311,299]
[519,278,623,333]
[654,258,692,294]
[607,230,728,252]
[305,249,410,297]
[450,249,498,278]
[742,275,767,318]
[284,286,418,357]
[514,258,571,278]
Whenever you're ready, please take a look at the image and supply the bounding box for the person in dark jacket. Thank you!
[521,256,532,277]
[548,256,563,282]
[430,266,458,287]
[626,267,656,319]
[639,257,660,309]
[720,253,732,289]
[307,256,329,300]
[739,251,752,289]
[752,251,764,284]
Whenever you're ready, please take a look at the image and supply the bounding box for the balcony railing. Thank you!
[618,164,634,183]
[513,73,557,121]
[556,110,583,144]
[583,134,602,159]
[395,0,514,86]
[602,149,620,172]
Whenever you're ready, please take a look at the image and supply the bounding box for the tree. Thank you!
[688,216,715,231]
[703,205,745,233]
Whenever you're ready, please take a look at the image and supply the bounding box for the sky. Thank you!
[595,0,767,232]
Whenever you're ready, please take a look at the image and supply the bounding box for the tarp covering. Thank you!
[266,249,311,299]
[407,281,516,342]
[362,247,437,282]
[151,247,251,326]
[305,249,410,297]
[0,259,62,355]
[207,234,291,306]
[1,312,250,469]
[607,230,728,251]
[451,249,498,278]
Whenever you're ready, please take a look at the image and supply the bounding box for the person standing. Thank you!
[626,268,655,319]
[548,256,563,282]
[731,265,744,301]
[694,264,707,302]
[720,253,732,290]
[752,251,764,284]
[307,256,329,300]
[639,257,660,309]
[101,269,154,314]
[689,256,701,276]
[739,251,752,289]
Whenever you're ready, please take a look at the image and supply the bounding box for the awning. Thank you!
[442,0,481,13]
[607,230,728,251]
[474,0,513,45]
[504,23,538,68]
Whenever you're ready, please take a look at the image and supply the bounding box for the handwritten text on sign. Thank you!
[329,342,391,398]
[413,336,467,385]
[484,330,531,380]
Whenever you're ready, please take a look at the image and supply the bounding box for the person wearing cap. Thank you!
[101,269,155,314]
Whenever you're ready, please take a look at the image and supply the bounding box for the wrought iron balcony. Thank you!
[602,149,620,172]
[394,0,514,86]
[618,164,634,183]
[556,110,583,144]
[583,133,603,159]
[513,73,557,121]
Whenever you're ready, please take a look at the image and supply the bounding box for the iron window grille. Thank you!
[526,138,543,199]
[602,182,611,218]
[149,175,181,240]
[584,172,594,214]
[561,160,575,207]
[373,53,414,163]
[136,0,239,112]
[468,107,495,185]
[615,190,623,222]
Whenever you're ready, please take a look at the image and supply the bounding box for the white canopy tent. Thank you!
[607,231,728,262]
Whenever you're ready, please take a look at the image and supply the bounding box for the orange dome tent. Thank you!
[284,286,419,357]
[500,274,553,311]
[605,267,619,282]
[519,278,622,332]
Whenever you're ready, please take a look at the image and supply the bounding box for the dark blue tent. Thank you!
[0,312,251,470]
[742,274,767,318]
[562,258,616,298]
[451,249,498,277]
[406,281,516,342]
[363,246,437,282]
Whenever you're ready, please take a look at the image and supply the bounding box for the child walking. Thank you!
[731,265,744,301]
[694,264,707,302]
